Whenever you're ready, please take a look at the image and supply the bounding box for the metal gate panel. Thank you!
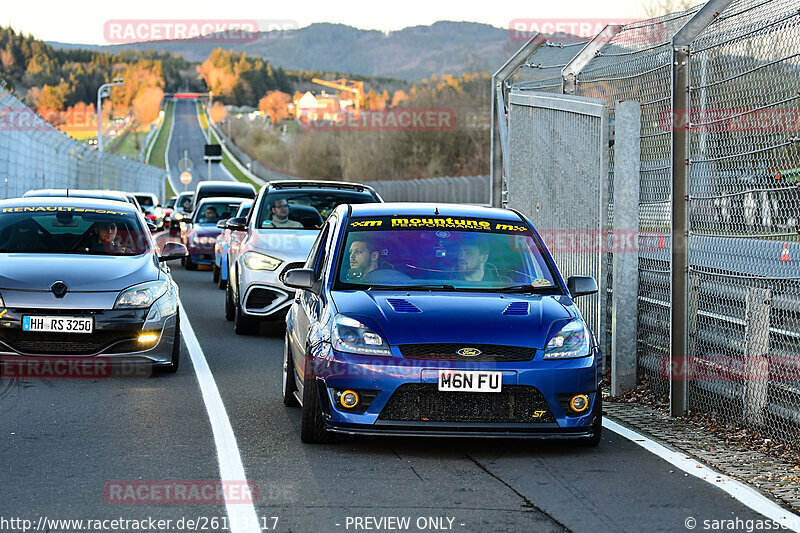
[506,91,610,349]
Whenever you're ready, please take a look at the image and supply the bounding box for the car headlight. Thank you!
[191,235,216,245]
[115,280,169,309]
[543,319,591,359]
[332,314,391,357]
[243,252,282,271]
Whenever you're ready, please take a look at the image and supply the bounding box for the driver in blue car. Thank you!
[348,239,381,279]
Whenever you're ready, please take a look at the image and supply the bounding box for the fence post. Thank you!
[491,33,546,208]
[669,0,733,417]
[611,101,641,395]
[744,287,771,427]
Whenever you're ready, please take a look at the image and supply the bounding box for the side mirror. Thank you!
[216,218,229,229]
[159,242,189,262]
[567,275,598,298]
[284,268,316,291]
[226,217,248,231]
[146,221,157,232]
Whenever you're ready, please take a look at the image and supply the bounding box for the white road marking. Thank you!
[179,301,261,533]
[604,418,800,531]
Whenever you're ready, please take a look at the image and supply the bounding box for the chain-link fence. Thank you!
[494,0,800,444]
[0,83,166,201]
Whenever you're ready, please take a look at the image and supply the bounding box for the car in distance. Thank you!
[170,191,194,235]
[181,197,244,270]
[163,196,177,228]
[213,200,253,288]
[0,197,188,373]
[225,180,382,335]
[133,192,165,230]
[193,181,256,209]
[282,203,601,444]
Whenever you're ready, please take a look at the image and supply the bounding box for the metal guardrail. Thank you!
[0,84,166,200]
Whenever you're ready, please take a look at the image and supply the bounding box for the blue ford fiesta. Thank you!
[283,203,602,445]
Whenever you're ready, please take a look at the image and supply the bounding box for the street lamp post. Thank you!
[97,78,124,152]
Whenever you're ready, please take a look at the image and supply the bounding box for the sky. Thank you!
[4,0,657,45]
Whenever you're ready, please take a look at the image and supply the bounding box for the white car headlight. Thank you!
[332,314,391,357]
[115,280,169,309]
[543,319,591,359]
[243,252,282,271]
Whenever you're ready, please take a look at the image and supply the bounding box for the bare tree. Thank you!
[639,0,700,18]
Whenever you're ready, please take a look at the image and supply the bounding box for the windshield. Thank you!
[193,201,242,224]
[135,195,155,207]
[257,190,377,230]
[335,216,559,291]
[0,206,149,255]
[175,192,193,212]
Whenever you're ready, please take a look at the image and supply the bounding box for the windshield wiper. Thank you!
[496,284,561,294]
[366,284,458,291]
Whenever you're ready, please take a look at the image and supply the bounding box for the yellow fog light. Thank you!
[340,390,359,409]
[138,333,159,343]
[570,394,589,413]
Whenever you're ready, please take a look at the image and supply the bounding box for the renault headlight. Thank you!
[115,280,169,309]
[543,319,591,359]
[332,314,391,357]
[243,252,282,271]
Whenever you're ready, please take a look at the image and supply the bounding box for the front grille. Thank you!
[399,343,535,362]
[0,330,144,355]
[246,288,279,310]
[378,384,554,423]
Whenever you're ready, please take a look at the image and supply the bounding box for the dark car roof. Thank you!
[347,203,522,221]
[1,196,141,214]
[195,196,246,207]
[266,180,377,193]
[196,181,255,192]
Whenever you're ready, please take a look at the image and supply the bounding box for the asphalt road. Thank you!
[167,98,233,194]
[0,253,780,532]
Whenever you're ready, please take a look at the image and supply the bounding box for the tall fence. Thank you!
[368,176,490,204]
[0,83,166,200]
[493,0,800,444]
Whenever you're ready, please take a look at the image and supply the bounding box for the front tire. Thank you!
[212,264,220,284]
[282,335,299,407]
[225,281,235,321]
[300,371,330,444]
[234,295,259,335]
[155,313,180,374]
[579,396,603,447]
[185,255,197,271]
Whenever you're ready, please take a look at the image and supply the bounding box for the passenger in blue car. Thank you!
[451,239,503,282]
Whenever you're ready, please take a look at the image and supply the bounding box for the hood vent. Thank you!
[503,302,529,316]
[387,298,422,313]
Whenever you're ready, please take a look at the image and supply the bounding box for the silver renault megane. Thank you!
[0,197,188,374]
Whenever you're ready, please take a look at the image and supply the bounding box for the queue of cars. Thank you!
[2,178,602,446]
